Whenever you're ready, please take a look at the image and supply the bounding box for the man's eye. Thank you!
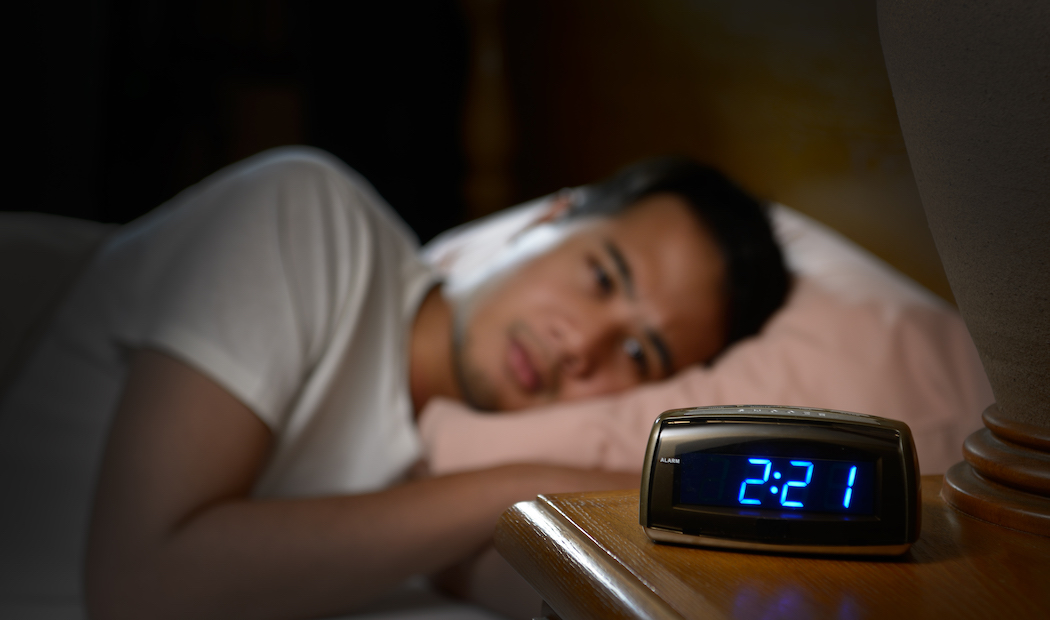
[623,337,649,377]
[591,260,614,295]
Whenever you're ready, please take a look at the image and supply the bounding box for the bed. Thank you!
[0,196,992,620]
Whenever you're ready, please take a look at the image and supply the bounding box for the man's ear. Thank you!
[526,189,574,228]
[506,189,578,246]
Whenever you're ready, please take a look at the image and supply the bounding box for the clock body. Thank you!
[640,406,921,555]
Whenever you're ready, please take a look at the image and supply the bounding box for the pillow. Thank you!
[0,213,117,396]
[418,199,994,476]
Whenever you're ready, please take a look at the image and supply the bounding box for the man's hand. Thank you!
[85,349,638,620]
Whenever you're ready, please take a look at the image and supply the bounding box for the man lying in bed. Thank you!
[0,147,788,619]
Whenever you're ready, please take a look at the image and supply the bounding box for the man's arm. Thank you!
[85,349,638,620]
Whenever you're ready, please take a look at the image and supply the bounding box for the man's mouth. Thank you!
[507,335,544,393]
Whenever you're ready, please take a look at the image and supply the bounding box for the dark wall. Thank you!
[7,0,469,245]
[500,0,953,302]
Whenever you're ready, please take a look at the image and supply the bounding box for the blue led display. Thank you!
[678,453,875,514]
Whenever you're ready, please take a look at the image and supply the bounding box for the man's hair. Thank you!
[566,156,791,354]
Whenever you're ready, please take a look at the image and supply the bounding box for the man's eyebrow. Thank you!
[603,240,634,297]
[647,329,673,378]
[602,239,674,377]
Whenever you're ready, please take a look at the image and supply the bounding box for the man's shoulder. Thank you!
[223,147,373,202]
[193,147,419,249]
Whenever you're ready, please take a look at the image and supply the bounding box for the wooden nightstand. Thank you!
[495,476,1050,619]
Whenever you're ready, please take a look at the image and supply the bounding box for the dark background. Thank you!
[8,0,469,244]
[5,0,952,300]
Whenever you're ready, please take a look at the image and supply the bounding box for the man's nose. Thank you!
[550,312,622,377]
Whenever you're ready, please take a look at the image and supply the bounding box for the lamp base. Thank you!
[942,463,1050,536]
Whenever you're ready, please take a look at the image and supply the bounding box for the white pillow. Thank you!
[418,198,993,475]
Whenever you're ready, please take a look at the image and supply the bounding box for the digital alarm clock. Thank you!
[640,406,921,555]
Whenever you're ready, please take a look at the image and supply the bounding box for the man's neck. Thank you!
[409,284,461,417]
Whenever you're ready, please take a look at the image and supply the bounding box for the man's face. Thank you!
[450,192,727,411]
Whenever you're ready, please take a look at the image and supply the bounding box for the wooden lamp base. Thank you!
[942,405,1050,536]
[878,0,1050,538]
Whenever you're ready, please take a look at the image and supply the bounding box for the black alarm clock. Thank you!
[639,406,921,555]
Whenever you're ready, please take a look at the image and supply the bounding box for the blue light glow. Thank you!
[780,461,813,507]
[843,465,858,508]
[678,453,875,515]
[738,458,771,505]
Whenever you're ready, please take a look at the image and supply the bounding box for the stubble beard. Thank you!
[451,304,502,412]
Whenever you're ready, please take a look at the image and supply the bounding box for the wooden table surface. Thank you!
[495,476,1050,619]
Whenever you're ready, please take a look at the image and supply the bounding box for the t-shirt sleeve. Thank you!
[117,149,387,429]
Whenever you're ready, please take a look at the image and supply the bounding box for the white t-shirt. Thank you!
[0,147,437,611]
